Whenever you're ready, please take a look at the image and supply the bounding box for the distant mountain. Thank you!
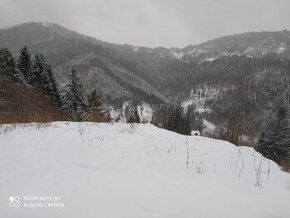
[1,23,289,105]
[0,22,176,106]
[1,22,290,143]
[169,30,290,62]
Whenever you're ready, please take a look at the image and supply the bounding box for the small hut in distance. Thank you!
[191,130,201,136]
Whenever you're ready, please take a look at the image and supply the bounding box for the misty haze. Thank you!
[0,1,290,218]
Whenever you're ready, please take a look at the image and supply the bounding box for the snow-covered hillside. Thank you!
[0,122,289,218]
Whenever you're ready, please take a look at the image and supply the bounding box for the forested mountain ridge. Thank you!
[2,23,289,106]
[0,22,173,106]
[170,30,290,62]
[1,22,290,152]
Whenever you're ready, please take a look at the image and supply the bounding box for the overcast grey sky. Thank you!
[0,0,289,47]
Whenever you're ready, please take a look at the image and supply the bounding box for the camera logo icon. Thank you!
[9,196,20,208]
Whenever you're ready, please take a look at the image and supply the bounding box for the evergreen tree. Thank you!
[133,106,141,123]
[31,54,47,87]
[17,46,32,84]
[0,48,22,82]
[86,89,103,121]
[182,106,193,135]
[195,113,205,132]
[45,64,62,107]
[62,67,86,121]
[124,105,130,121]
[88,90,101,108]
[256,94,290,164]
[31,53,61,107]
[167,106,183,133]
[165,105,205,135]
[127,101,140,123]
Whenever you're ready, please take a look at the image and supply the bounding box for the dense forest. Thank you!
[0,46,111,123]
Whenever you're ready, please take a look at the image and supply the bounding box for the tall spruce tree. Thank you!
[62,67,86,121]
[45,64,62,107]
[0,48,22,82]
[17,46,32,84]
[256,94,290,164]
[127,105,141,123]
[167,106,183,133]
[182,106,193,135]
[86,89,103,121]
[31,53,61,107]
[32,54,47,87]
[124,105,130,120]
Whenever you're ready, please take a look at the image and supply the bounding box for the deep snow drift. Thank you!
[0,122,289,218]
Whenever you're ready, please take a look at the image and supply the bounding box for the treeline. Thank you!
[62,67,111,122]
[151,104,205,135]
[147,54,290,169]
[0,46,61,106]
[256,93,290,171]
[0,46,111,123]
[203,58,290,143]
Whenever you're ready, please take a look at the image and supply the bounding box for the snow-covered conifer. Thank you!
[17,46,32,84]
[62,67,86,121]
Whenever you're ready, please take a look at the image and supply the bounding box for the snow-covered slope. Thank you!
[175,30,290,61]
[0,122,289,218]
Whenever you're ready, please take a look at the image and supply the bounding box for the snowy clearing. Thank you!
[0,122,289,218]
